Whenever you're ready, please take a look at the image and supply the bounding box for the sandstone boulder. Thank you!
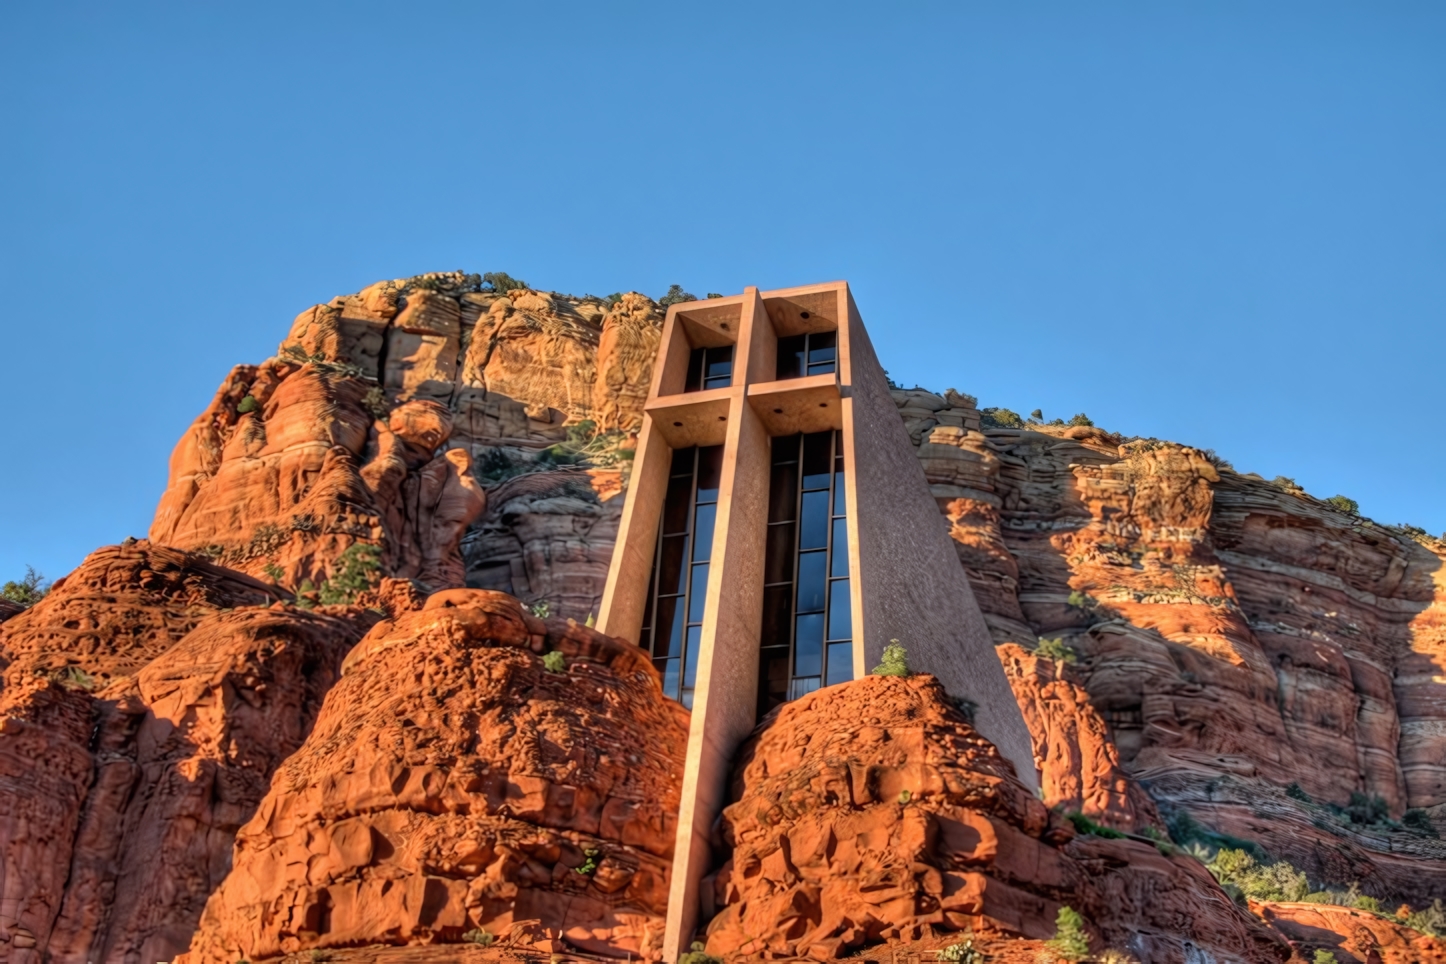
[176,590,689,963]
[704,673,1284,963]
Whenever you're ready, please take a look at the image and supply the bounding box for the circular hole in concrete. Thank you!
[801,311,811,319]
[819,402,827,408]
[673,421,683,427]
[773,408,783,414]
[718,416,726,421]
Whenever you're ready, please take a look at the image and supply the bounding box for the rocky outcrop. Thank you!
[899,390,1446,904]
[1254,901,1446,964]
[997,643,1161,831]
[0,540,283,685]
[153,275,662,620]
[176,590,689,963]
[0,542,370,964]
[704,673,1285,963]
[149,355,485,592]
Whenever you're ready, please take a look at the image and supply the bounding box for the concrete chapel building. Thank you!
[596,281,1037,960]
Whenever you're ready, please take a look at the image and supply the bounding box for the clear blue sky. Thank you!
[3,1,1443,583]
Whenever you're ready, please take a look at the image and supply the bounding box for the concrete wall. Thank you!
[840,289,1039,787]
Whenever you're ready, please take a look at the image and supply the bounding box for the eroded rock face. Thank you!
[705,673,1284,964]
[903,391,1446,903]
[176,590,689,963]
[0,542,370,964]
[997,643,1161,831]
[0,540,282,685]
[154,276,661,620]
[149,357,485,592]
[1254,900,1446,964]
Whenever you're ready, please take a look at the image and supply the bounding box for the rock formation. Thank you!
[6,273,1445,960]
[1253,900,1446,963]
[176,589,689,963]
[896,387,1446,904]
[704,672,1286,963]
[152,275,660,619]
[0,541,373,964]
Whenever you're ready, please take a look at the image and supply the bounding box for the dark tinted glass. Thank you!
[684,348,704,392]
[760,649,790,713]
[826,643,854,685]
[691,504,716,561]
[761,585,792,646]
[827,578,852,640]
[772,433,799,464]
[703,346,734,389]
[768,463,798,523]
[807,330,837,366]
[776,335,805,379]
[657,657,680,699]
[764,523,796,584]
[656,596,684,657]
[830,519,850,576]
[663,474,692,534]
[658,535,687,594]
[833,471,847,515]
[799,491,830,549]
[796,550,827,613]
[794,614,823,676]
[684,626,703,688]
[790,676,821,699]
[688,564,710,621]
[801,431,832,489]
[671,445,695,476]
[696,445,724,502]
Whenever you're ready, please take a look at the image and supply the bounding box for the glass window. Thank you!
[756,430,854,717]
[775,332,838,381]
[640,444,725,706]
[686,345,734,392]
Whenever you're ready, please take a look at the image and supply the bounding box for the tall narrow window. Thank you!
[758,429,852,717]
[638,444,722,708]
[775,331,837,380]
[684,345,734,392]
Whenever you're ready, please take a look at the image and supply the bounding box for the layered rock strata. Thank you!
[1253,900,1446,964]
[176,590,689,963]
[153,275,661,619]
[704,673,1286,963]
[900,390,1446,902]
[0,542,371,964]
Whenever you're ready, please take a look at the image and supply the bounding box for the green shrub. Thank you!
[705,292,724,299]
[1404,808,1439,837]
[362,385,390,420]
[1313,951,1338,964]
[1045,906,1091,961]
[1035,637,1077,663]
[1286,782,1312,802]
[543,650,566,673]
[237,395,259,414]
[678,942,722,964]
[1341,791,1391,827]
[1029,409,1043,421]
[2,566,49,607]
[980,407,1024,429]
[871,640,910,677]
[659,285,698,306]
[530,601,552,619]
[481,271,528,293]
[1067,413,1094,427]
[262,562,285,583]
[1207,848,1310,902]
[937,934,984,963]
[1066,812,1125,839]
[1325,494,1360,515]
[1405,898,1446,937]
[316,543,382,606]
[573,847,600,875]
[462,928,494,946]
